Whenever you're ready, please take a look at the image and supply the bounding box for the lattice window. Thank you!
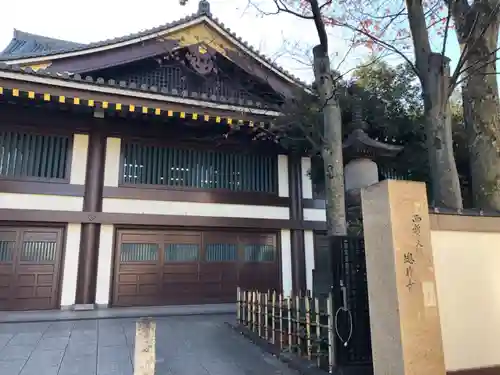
[205,244,238,262]
[164,244,199,262]
[125,65,188,93]
[244,244,275,262]
[120,243,158,262]
[20,241,57,263]
[121,141,277,194]
[0,241,14,263]
[0,131,70,181]
[111,63,257,103]
[379,166,412,181]
[200,75,247,101]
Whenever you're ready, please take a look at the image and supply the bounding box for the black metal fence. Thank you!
[330,236,372,367]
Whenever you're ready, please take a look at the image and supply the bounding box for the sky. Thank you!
[0,0,464,84]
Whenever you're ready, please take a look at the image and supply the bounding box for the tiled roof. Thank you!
[0,30,85,58]
[0,4,310,89]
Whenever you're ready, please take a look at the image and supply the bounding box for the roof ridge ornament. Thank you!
[198,0,211,16]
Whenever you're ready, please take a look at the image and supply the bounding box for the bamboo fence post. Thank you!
[248,291,252,331]
[257,292,262,337]
[236,287,241,324]
[242,289,247,326]
[253,291,258,333]
[305,295,312,360]
[287,297,292,353]
[264,292,269,340]
[327,292,335,374]
[315,296,321,367]
[296,295,301,356]
[271,291,276,345]
[278,293,283,350]
[249,291,254,331]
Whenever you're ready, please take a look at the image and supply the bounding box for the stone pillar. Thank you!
[288,154,306,293]
[75,130,106,307]
[361,180,446,375]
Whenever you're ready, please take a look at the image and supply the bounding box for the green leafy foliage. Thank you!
[273,59,469,202]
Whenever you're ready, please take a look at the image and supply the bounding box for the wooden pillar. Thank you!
[361,180,446,375]
[288,154,306,293]
[75,130,106,306]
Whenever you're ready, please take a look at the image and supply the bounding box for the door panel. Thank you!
[0,226,63,311]
[113,228,280,307]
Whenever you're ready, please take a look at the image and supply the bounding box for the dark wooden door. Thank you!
[113,228,280,307]
[0,226,63,311]
[113,231,162,307]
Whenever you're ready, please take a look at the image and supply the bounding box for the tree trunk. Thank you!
[461,25,500,210]
[422,53,463,208]
[313,45,347,236]
[405,0,462,208]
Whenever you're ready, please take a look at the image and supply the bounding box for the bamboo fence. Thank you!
[236,287,336,373]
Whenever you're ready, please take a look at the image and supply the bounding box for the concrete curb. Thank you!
[0,304,236,324]
[226,322,373,375]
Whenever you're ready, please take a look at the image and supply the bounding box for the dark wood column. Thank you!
[75,130,106,305]
[288,154,307,293]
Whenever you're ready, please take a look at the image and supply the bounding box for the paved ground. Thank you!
[0,314,297,375]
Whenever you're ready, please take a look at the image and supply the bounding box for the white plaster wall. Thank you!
[304,208,326,222]
[95,225,115,306]
[278,154,289,197]
[304,230,315,292]
[103,198,290,220]
[301,157,313,199]
[431,230,500,372]
[104,137,121,187]
[281,229,292,297]
[0,193,83,211]
[69,134,89,185]
[60,224,81,307]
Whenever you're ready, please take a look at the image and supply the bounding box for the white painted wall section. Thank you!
[304,230,315,292]
[281,229,292,297]
[304,208,326,222]
[301,157,313,199]
[278,154,289,197]
[104,137,122,187]
[95,225,115,306]
[60,224,81,308]
[0,193,83,211]
[103,198,290,220]
[69,134,89,185]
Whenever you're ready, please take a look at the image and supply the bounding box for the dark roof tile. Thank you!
[1,29,85,58]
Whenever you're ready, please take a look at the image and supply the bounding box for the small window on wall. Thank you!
[244,244,276,262]
[0,131,70,181]
[120,243,158,262]
[205,244,238,262]
[0,240,14,263]
[165,244,199,262]
[21,241,57,263]
[120,141,277,194]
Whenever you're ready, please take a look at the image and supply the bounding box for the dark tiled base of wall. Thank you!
[448,366,500,375]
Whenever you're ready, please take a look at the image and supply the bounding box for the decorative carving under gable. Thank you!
[185,44,216,75]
